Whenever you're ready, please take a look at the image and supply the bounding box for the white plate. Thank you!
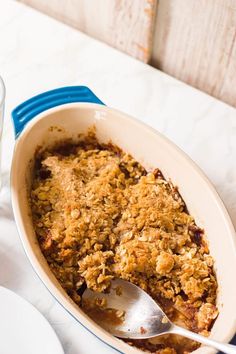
[0,286,64,354]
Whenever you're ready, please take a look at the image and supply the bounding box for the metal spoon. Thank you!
[82,278,236,354]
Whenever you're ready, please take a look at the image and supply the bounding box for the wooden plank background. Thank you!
[19,0,157,63]
[19,0,236,107]
[152,0,236,108]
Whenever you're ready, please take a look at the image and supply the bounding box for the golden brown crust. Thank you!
[30,133,218,354]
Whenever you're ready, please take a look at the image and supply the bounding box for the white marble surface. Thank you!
[0,1,236,353]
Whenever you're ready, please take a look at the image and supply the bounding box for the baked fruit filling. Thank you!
[30,132,218,354]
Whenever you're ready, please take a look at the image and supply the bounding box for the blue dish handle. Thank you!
[12,86,105,138]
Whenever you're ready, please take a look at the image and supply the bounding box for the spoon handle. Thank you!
[171,325,236,354]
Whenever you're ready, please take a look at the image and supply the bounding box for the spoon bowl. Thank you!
[83,278,171,339]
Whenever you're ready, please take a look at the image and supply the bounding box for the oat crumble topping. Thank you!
[30,132,218,354]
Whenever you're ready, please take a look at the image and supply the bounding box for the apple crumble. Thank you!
[30,131,218,354]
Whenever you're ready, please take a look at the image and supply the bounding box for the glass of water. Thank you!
[0,76,5,190]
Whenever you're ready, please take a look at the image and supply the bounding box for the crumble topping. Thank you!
[30,132,218,354]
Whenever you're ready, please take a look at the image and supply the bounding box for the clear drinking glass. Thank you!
[0,76,5,190]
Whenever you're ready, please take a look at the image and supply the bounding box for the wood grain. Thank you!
[152,0,236,107]
[19,0,157,63]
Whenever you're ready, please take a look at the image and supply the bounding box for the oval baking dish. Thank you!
[11,86,236,354]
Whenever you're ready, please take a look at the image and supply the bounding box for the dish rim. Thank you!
[10,102,236,354]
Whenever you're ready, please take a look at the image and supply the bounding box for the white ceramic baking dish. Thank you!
[11,86,236,354]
